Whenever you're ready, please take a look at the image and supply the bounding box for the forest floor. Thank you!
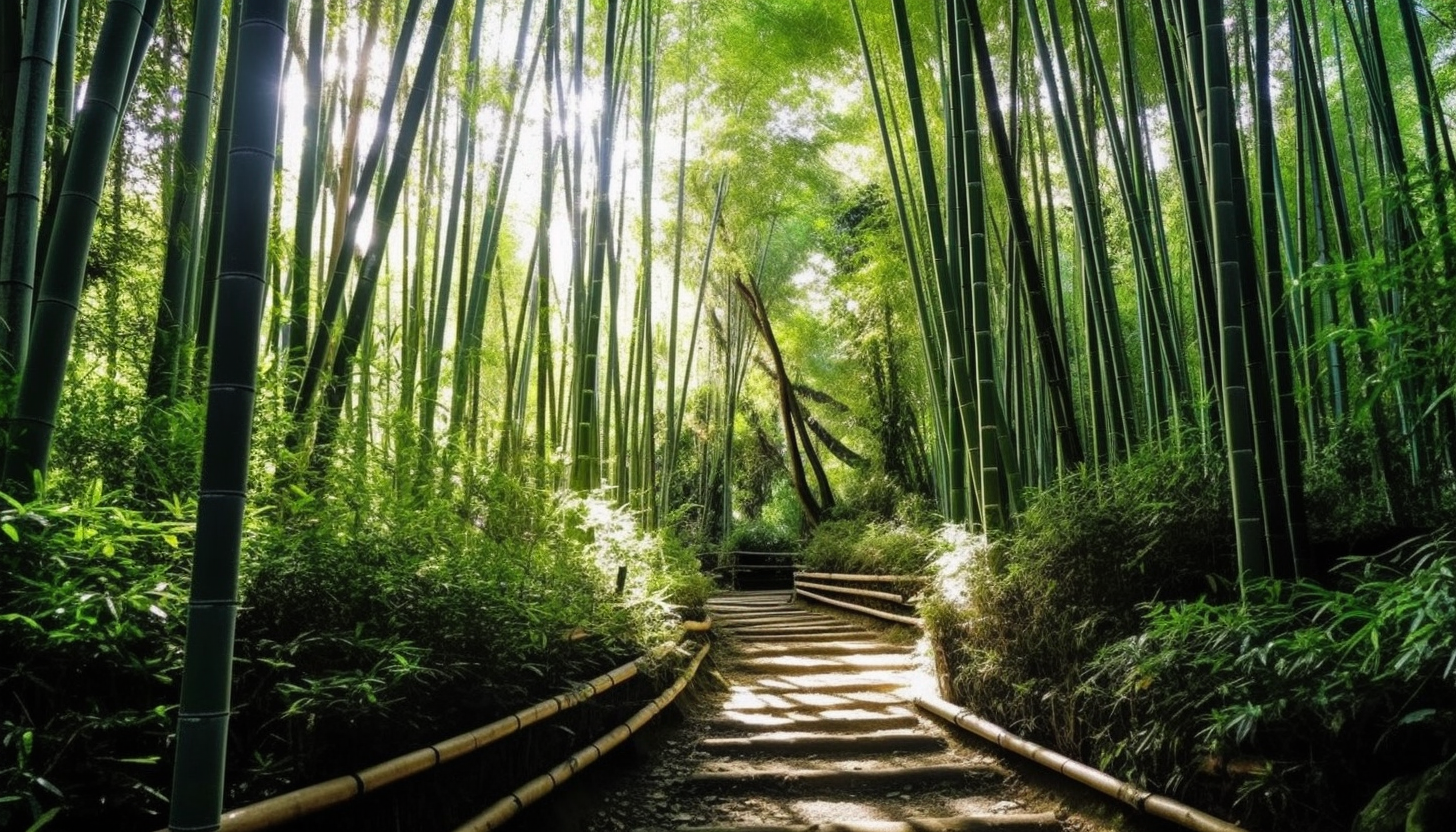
[567,591,1170,832]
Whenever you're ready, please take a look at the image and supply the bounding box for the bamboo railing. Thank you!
[792,571,924,628]
[453,641,712,831]
[178,620,712,832]
[916,694,1246,832]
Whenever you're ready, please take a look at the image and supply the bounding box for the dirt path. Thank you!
[581,591,1121,832]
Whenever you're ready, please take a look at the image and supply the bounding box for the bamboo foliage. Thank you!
[287,0,422,449]
[1,0,1451,624]
[284,0,328,388]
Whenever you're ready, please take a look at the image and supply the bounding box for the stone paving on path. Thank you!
[584,591,1078,832]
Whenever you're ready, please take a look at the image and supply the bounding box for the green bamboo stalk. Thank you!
[851,0,950,508]
[0,0,64,421]
[310,0,459,474]
[2,0,154,496]
[284,0,327,390]
[1152,0,1220,428]
[889,0,973,520]
[167,2,288,828]
[667,174,726,507]
[142,0,224,408]
[449,0,539,453]
[1202,0,1268,585]
[289,0,422,436]
[418,0,486,480]
[1253,0,1307,571]
[952,0,1010,531]
[570,0,620,491]
[191,0,244,374]
[964,0,1081,470]
[659,63,690,519]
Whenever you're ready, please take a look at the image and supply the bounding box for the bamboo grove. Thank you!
[851,0,1456,583]
[1,0,1455,825]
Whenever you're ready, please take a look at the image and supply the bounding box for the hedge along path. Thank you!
[586,591,1064,832]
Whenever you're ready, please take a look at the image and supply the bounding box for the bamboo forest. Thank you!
[3,0,1456,829]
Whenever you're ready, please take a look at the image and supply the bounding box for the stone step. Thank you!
[728,623,866,636]
[711,614,830,626]
[698,729,945,756]
[737,631,880,643]
[737,641,913,657]
[741,670,917,692]
[733,655,918,675]
[705,709,920,734]
[721,689,908,711]
[677,815,1062,832]
[684,763,1004,792]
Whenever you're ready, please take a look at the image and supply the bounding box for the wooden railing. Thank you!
[792,571,924,627]
[712,549,799,589]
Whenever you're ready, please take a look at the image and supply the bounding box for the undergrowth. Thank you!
[801,519,939,575]
[920,431,1456,830]
[0,471,709,831]
[925,440,1231,753]
[1081,539,1456,829]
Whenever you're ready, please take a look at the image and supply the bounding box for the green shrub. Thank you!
[801,519,865,572]
[802,518,938,575]
[0,485,193,831]
[1304,422,1456,553]
[927,441,1232,752]
[724,519,798,554]
[1080,534,1456,829]
[1,471,713,829]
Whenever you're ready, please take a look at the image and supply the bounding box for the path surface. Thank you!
[583,591,1096,832]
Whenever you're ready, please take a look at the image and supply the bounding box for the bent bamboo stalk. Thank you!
[795,571,923,583]
[794,587,923,628]
[455,640,713,831]
[794,579,905,604]
[915,694,1245,832]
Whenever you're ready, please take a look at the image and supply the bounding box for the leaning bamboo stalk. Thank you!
[915,695,1245,832]
[205,658,642,831]
[794,588,922,628]
[794,581,905,605]
[795,572,922,584]
[455,641,712,831]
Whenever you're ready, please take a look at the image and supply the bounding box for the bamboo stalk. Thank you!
[203,658,642,831]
